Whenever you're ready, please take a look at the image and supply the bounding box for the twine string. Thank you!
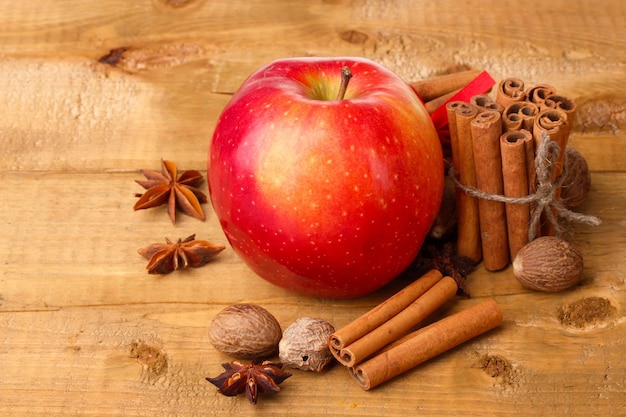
[449,131,601,241]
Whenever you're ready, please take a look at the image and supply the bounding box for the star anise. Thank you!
[133,159,207,224]
[410,242,477,297]
[138,234,225,274]
[206,360,292,405]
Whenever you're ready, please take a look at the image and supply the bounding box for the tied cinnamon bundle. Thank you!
[447,77,601,272]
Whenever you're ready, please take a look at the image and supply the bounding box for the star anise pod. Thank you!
[133,159,207,224]
[206,360,292,405]
[138,234,225,274]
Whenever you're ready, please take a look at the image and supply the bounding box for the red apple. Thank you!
[208,57,444,298]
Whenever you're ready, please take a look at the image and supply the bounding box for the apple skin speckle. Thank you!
[208,57,444,298]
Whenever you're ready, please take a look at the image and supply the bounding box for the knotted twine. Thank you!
[449,131,601,241]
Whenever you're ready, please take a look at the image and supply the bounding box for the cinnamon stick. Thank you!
[533,109,569,149]
[329,269,443,352]
[425,88,460,114]
[500,130,533,259]
[533,109,570,236]
[349,299,503,390]
[471,94,504,114]
[471,110,509,271]
[541,94,577,142]
[336,277,458,367]
[496,77,526,107]
[526,84,556,108]
[502,101,538,132]
[410,69,482,102]
[446,101,482,263]
[542,94,576,118]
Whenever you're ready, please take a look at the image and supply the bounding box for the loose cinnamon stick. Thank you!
[526,84,556,108]
[500,130,533,259]
[336,277,458,367]
[496,77,526,107]
[471,110,509,271]
[349,299,503,390]
[410,69,482,102]
[502,101,538,132]
[425,88,460,114]
[471,94,504,114]
[446,101,482,263]
[329,269,443,352]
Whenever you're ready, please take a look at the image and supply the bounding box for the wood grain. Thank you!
[0,1,625,416]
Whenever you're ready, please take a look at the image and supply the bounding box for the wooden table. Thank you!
[1,1,624,416]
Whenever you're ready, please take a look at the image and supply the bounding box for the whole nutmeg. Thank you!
[208,304,282,359]
[278,317,335,372]
[561,147,591,209]
[513,236,583,292]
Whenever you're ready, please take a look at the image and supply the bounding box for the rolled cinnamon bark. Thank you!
[500,130,533,259]
[328,269,443,352]
[349,299,503,390]
[526,84,556,108]
[533,109,569,182]
[502,101,538,132]
[541,94,576,142]
[542,94,576,119]
[533,109,570,236]
[471,94,504,114]
[336,277,458,367]
[410,69,481,102]
[496,77,526,107]
[446,101,482,263]
[425,88,460,114]
[533,108,568,165]
[471,110,509,271]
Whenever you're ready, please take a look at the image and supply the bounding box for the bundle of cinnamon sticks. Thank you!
[329,269,503,390]
[446,77,576,270]
[412,70,576,271]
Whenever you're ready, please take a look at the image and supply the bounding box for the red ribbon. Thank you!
[427,70,496,147]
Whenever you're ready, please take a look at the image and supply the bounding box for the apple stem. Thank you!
[335,66,352,100]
